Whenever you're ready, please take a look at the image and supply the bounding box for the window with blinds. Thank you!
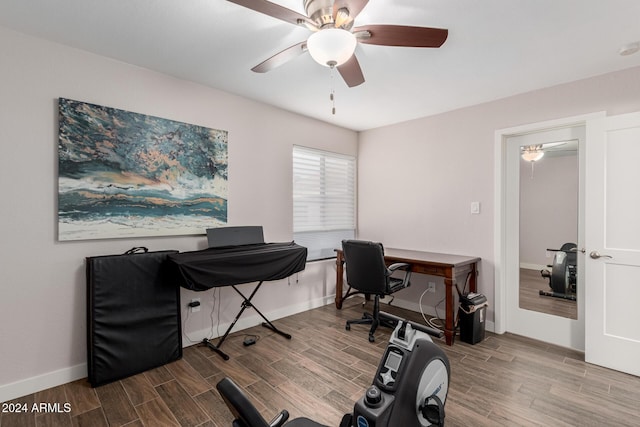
[293,146,356,261]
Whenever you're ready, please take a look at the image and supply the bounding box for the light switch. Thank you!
[470,202,480,214]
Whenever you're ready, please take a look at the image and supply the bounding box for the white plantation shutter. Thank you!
[293,146,356,260]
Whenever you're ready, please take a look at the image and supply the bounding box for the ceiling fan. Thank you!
[521,140,578,162]
[521,140,578,178]
[227,0,449,87]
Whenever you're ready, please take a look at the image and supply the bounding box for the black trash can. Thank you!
[458,293,488,344]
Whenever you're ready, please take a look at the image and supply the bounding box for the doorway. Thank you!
[494,114,599,350]
[517,132,578,320]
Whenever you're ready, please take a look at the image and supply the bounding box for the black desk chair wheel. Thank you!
[342,240,411,342]
[216,377,330,427]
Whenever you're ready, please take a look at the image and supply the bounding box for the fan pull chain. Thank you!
[329,62,336,115]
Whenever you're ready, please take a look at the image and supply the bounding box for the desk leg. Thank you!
[444,273,455,346]
[335,252,345,309]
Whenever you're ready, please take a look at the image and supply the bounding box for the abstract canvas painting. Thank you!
[57,98,228,241]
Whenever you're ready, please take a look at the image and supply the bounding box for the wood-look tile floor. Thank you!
[519,268,577,319]
[2,299,640,427]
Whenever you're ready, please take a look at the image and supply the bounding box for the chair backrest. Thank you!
[216,377,270,427]
[342,240,389,295]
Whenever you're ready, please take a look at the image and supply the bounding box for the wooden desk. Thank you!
[335,248,480,346]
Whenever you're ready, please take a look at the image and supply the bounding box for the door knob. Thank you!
[589,251,612,259]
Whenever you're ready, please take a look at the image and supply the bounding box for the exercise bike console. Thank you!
[352,312,450,427]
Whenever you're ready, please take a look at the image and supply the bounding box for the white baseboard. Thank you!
[0,295,335,403]
[520,263,548,271]
[0,363,87,404]
[382,298,436,319]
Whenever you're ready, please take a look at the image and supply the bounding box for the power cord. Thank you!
[182,305,201,344]
[182,288,222,344]
[419,288,446,332]
[209,287,221,340]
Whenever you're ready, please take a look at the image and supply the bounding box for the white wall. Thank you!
[0,27,357,401]
[520,155,578,268]
[357,65,640,324]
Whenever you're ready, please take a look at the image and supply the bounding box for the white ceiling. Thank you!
[1,0,639,131]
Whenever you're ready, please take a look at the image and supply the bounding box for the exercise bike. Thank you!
[216,312,450,427]
[539,242,577,301]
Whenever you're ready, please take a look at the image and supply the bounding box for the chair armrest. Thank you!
[269,410,289,427]
[216,377,271,427]
[387,263,412,291]
[388,262,410,272]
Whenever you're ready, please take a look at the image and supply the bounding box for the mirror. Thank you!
[519,139,578,319]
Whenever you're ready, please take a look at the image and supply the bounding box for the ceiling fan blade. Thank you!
[353,24,448,47]
[227,0,315,27]
[251,41,308,73]
[541,141,570,149]
[333,0,369,25]
[337,54,365,87]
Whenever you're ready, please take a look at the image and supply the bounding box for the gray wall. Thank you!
[0,26,357,401]
[357,65,640,324]
[520,154,579,268]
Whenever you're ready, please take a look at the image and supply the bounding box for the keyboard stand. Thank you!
[201,281,292,360]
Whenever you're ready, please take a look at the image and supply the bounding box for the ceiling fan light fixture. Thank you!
[521,150,544,162]
[334,8,351,28]
[307,28,357,67]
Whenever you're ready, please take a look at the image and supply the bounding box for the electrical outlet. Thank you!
[190,298,201,313]
[427,282,436,293]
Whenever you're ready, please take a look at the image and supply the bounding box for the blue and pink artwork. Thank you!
[57,98,228,241]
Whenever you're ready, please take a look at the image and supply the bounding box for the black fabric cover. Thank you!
[86,250,182,387]
[169,242,307,291]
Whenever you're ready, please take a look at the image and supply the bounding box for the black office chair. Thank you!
[216,377,331,427]
[342,240,411,342]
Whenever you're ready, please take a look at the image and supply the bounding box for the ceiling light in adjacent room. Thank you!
[307,28,357,67]
[619,41,640,56]
[521,146,544,178]
[521,150,544,162]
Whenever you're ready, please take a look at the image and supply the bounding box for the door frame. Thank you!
[493,112,605,349]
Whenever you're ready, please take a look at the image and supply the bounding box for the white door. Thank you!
[585,111,640,376]
[504,125,585,350]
